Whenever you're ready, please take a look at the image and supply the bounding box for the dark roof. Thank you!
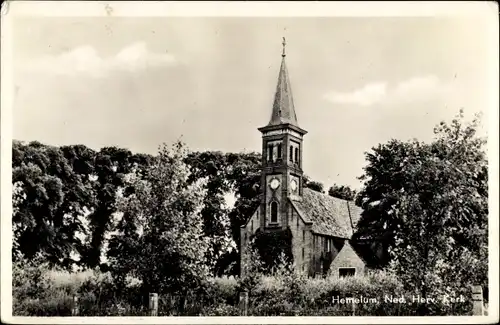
[291,188,363,239]
[347,200,363,231]
[267,56,300,128]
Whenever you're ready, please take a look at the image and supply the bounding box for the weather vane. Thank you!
[282,37,286,57]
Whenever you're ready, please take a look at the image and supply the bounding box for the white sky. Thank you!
[10,13,495,189]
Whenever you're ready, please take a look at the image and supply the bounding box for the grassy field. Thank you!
[12,260,479,316]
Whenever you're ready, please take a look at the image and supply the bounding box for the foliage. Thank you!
[13,259,474,316]
[185,151,239,276]
[201,304,241,316]
[354,109,488,302]
[12,141,96,269]
[12,140,156,270]
[238,245,264,296]
[328,183,357,201]
[12,256,73,316]
[197,276,239,308]
[225,152,262,274]
[251,227,294,272]
[106,141,209,294]
[80,146,132,268]
[12,256,133,316]
[303,174,324,193]
[246,267,471,316]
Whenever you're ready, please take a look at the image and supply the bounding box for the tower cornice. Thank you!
[258,123,308,136]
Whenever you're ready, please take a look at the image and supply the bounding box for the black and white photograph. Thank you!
[1,1,498,323]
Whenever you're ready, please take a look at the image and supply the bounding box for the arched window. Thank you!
[270,201,278,223]
[277,143,282,159]
[295,147,299,164]
[289,145,293,162]
[268,144,273,161]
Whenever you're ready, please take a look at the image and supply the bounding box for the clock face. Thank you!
[270,178,280,190]
[290,179,298,192]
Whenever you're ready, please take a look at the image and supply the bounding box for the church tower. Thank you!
[240,38,370,277]
[257,38,308,230]
[241,39,367,278]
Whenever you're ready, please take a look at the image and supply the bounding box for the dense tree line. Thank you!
[13,109,488,298]
[12,140,263,276]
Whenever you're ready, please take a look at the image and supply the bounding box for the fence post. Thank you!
[472,285,483,316]
[149,293,158,316]
[183,293,188,312]
[238,291,249,316]
[71,295,79,316]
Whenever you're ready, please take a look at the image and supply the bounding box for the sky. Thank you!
[11,15,494,190]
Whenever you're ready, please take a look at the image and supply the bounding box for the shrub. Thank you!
[12,257,74,316]
[12,257,138,316]
[247,268,470,316]
[77,270,123,316]
[238,246,264,296]
[251,227,294,272]
[13,256,473,317]
[201,303,240,316]
[202,276,238,304]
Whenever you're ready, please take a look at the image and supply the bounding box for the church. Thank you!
[240,39,374,278]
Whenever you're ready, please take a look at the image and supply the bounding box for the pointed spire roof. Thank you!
[267,37,299,128]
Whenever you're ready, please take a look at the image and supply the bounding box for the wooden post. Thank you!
[71,295,79,316]
[177,294,187,314]
[149,293,158,316]
[183,293,188,312]
[239,291,249,316]
[472,285,484,316]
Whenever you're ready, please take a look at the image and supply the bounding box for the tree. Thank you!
[78,147,155,269]
[107,141,209,294]
[79,147,133,268]
[12,141,93,268]
[225,152,262,275]
[354,110,488,309]
[185,151,235,276]
[305,181,324,193]
[328,184,357,201]
[302,174,324,193]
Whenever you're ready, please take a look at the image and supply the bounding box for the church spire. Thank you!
[267,37,299,127]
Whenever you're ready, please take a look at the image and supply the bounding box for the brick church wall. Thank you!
[289,205,312,274]
[239,208,260,277]
[241,206,367,278]
[311,234,342,276]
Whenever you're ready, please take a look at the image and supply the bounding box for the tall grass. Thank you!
[12,261,472,316]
